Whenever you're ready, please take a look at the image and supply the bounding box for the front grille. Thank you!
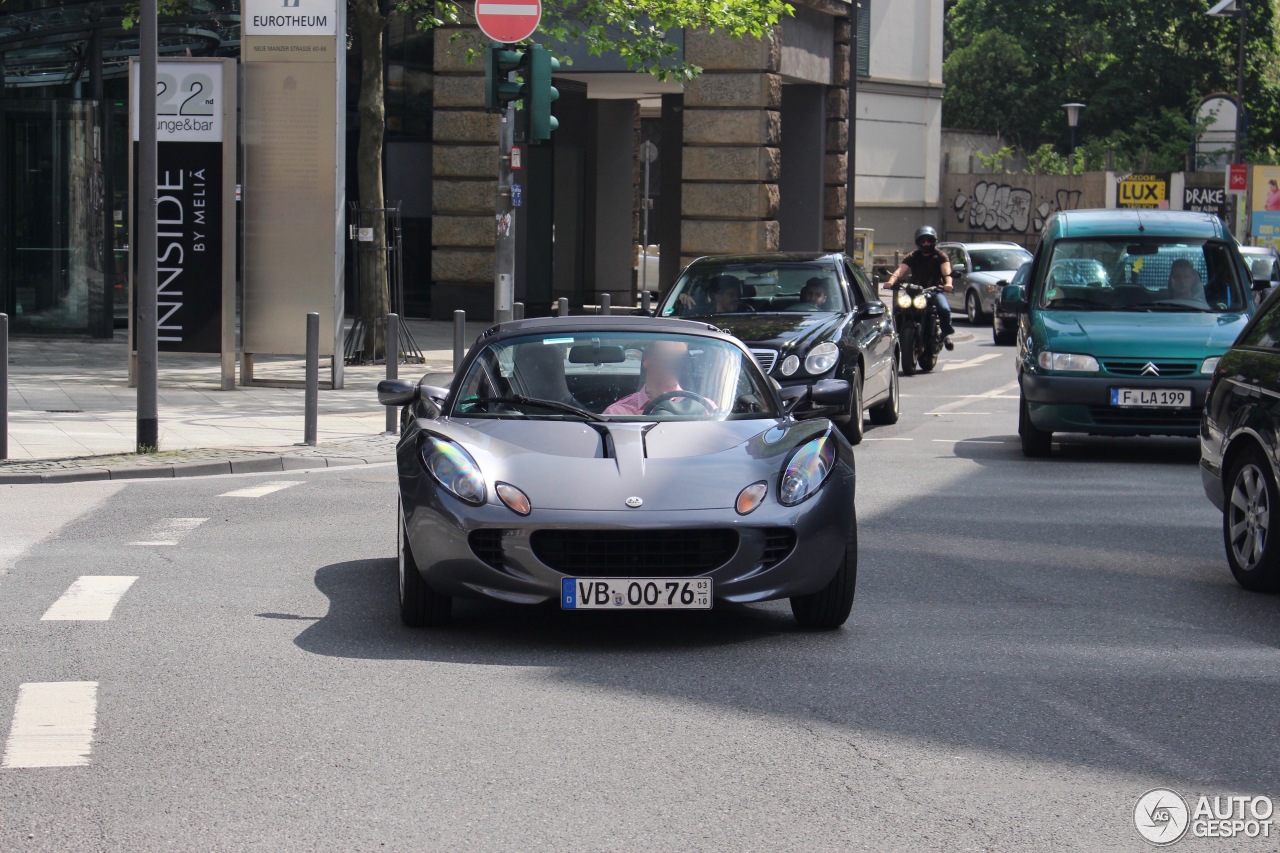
[468,530,505,570]
[1087,406,1200,428]
[750,348,777,374]
[761,529,797,568]
[1101,359,1200,378]
[530,529,739,577]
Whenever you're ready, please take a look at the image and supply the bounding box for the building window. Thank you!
[855,0,870,78]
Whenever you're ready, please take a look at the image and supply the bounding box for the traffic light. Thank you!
[483,43,559,143]
[485,43,525,113]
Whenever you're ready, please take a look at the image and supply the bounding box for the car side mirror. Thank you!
[810,378,851,407]
[778,384,807,414]
[378,378,418,406]
[1000,283,1027,311]
[952,263,967,275]
[856,301,886,318]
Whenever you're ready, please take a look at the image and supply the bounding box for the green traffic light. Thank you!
[484,43,527,113]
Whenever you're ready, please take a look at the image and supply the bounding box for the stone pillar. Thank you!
[681,30,781,266]
[431,28,498,320]
[825,15,851,253]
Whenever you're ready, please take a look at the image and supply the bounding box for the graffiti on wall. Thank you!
[952,182,1084,234]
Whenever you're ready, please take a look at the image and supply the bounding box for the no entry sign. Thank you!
[476,0,541,44]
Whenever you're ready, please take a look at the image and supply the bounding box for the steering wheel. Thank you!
[642,390,715,416]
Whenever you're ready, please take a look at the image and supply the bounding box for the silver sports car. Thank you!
[378,316,857,629]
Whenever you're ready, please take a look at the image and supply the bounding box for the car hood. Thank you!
[419,417,832,511]
[706,312,846,353]
[1033,310,1250,358]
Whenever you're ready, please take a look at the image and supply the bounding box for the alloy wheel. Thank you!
[1229,463,1271,571]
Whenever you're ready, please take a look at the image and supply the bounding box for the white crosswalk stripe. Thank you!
[2,682,98,768]
[218,481,302,499]
[41,576,138,621]
[131,517,208,546]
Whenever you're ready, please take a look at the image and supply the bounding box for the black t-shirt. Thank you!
[903,249,949,286]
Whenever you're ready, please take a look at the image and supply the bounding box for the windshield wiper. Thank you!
[1122,301,1205,312]
[465,395,606,421]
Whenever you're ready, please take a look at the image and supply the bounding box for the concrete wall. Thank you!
[939,172,1107,249]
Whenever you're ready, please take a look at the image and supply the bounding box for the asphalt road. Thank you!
[2,328,1277,852]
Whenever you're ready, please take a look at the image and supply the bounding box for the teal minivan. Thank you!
[1002,210,1254,457]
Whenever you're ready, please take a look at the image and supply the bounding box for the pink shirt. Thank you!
[604,387,662,415]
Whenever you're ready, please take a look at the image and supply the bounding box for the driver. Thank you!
[605,340,691,415]
[1167,259,1209,307]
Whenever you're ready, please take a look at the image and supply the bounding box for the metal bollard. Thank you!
[453,310,465,373]
[601,294,611,316]
[304,312,319,446]
[513,301,525,321]
[558,297,569,317]
[641,291,651,314]
[385,313,399,435]
[0,313,7,461]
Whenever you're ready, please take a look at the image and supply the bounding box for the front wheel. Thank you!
[868,359,900,425]
[399,498,453,627]
[1224,449,1280,592]
[918,319,938,373]
[791,521,857,629]
[899,325,917,376]
[965,290,985,324]
[1018,392,1052,457]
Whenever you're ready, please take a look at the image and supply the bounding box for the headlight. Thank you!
[896,293,912,309]
[1201,357,1221,375]
[779,433,838,507]
[495,482,531,515]
[779,354,800,376]
[422,436,486,505]
[1036,351,1100,373]
[736,481,767,515]
[912,294,928,310]
[804,342,839,375]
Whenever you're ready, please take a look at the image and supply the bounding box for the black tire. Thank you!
[868,359,900,425]
[965,291,986,324]
[899,325,917,376]
[398,498,453,626]
[791,520,857,630]
[1018,391,1052,457]
[1223,448,1280,592]
[918,329,938,373]
[992,322,1016,346]
[838,365,865,446]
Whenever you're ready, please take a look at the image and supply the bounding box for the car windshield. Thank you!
[450,331,778,421]
[660,262,847,316]
[969,248,1031,272]
[1037,238,1249,313]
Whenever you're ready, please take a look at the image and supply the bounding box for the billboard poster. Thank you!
[1183,186,1227,221]
[1115,173,1170,209]
[1251,165,1280,245]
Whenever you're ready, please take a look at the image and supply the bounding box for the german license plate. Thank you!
[1110,388,1191,408]
[561,578,712,610]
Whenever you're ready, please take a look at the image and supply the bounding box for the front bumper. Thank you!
[1021,373,1209,437]
[401,466,856,606]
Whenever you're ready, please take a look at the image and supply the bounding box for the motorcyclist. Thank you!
[882,225,955,350]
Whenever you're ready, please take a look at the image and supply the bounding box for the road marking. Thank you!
[2,682,98,768]
[924,411,996,416]
[931,439,1009,445]
[41,576,138,621]
[941,353,1004,371]
[218,481,301,499]
[924,380,1019,415]
[863,437,915,441]
[131,517,208,546]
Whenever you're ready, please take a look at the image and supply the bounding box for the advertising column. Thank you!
[129,58,237,389]
[241,0,345,388]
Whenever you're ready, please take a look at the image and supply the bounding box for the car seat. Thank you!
[511,343,586,408]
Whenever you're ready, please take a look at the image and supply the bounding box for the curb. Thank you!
[0,451,390,485]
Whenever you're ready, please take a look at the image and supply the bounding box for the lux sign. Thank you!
[1117,174,1169,209]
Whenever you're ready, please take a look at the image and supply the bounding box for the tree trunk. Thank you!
[355,0,389,361]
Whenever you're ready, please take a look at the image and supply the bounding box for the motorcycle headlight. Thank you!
[779,354,800,376]
[804,342,840,375]
[912,294,928,310]
[1201,357,1221,375]
[779,433,838,507]
[1036,351,1100,373]
[896,293,912,309]
[422,436,486,505]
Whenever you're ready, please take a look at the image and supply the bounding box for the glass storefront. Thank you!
[0,99,106,335]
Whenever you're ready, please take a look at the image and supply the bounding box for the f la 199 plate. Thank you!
[562,577,712,610]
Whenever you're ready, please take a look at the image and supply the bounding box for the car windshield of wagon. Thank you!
[661,262,848,316]
[1037,237,1249,313]
[969,247,1031,273]
[450,331,778,421]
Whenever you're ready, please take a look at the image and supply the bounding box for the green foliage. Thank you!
[973,145,1015,173]
[944,0,1280,166]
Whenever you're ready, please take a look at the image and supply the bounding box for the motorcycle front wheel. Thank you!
[899,324,917,376]
[917,317,938,373]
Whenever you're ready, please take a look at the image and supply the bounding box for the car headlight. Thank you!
[422,436,486,505]
[1201,357,1221,375]
[912,294,928,310]
[896,293,912,309]
[804,342,839,375]
[779,354,800,376]
[779,433,838,507]
[1036,351,1100,373]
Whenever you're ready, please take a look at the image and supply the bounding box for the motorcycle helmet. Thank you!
[914,225,938,249]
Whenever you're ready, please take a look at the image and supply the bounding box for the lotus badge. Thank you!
[625,496,643,508]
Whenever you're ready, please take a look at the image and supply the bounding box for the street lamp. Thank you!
[1208,0,1247,164]
[1062,102,1085,174]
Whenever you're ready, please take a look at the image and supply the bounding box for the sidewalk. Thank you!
[1,319,467,478]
